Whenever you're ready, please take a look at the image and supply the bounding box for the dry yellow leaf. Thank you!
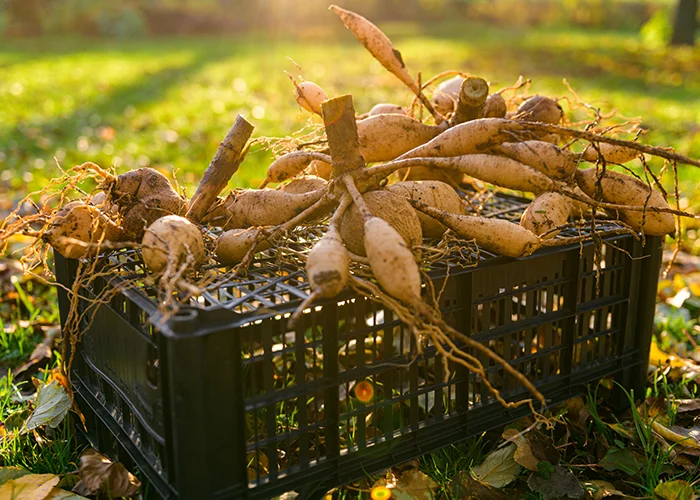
[0,473,59,500]
[502,428,539,471]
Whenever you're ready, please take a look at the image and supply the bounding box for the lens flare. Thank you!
[371,486,392,500]
[355,380,374,402]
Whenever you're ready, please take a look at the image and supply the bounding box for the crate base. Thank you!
[72,354,647,500]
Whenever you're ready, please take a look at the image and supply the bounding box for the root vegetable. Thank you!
[515,95,563,124]
[582,143,639,164]
[432,75,464,116]
[520,192,572,239]
[89,192,119,216]
[364,216,422,304]
[44,201,124,259]
[340,190,422,256]
[568,187,590,219]
[204,188,326,230]
[357,113,444,163]
[261,151,332,186]
[367,103,405,116]
[215,228,269,265]
[329,5,441,123]
[142,215,205,274]
[575,168,674,235]
[306,160,332,180]
[410,200,541,258]
[482,93,507,118]
[386,180,465,238]
[280,175,328,194]
[397,118,515,160]
[492,141,579,180]
[396,166,464,186]
[329,5,418,96]
[294,81,327,115]
[306,224,350,299]
[103,167,187,240]
[387,155,556,194]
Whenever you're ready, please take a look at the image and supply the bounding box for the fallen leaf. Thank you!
[606,423,637,443]
[25,380,71,431]
[373,468,439,500]
[46,488,89,499]
[654,480,694,500]
[503,428,539,471]
[472,443,521,488]
[639,396,668,419]
[599,447,645,475]
[11,343,52,378]
[674,399,700,413]
[667,287,691,308]
[4,409,31,434]
[72,449,141,498]
[41,368,69,392]
[651,422,700,449]
[649,343,688,370]
[527,430,560,465]
[0,466,31,484]
[566,396,590,433]
[448,470,509,499]
[672,453,699,473]
[582,480,625,500]
[0,473,59,499]
[57,474,80,491]
[527,465,584,500]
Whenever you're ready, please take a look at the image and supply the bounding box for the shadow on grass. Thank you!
[415,21,698,102]
[0,42,235,168]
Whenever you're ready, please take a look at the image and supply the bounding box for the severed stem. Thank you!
[449,77,489,127]
[187,116,254,223]
[322,95,366,178]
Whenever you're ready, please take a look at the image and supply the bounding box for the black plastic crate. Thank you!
[54,192,663,500]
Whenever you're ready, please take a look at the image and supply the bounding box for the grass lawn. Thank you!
[1,16,700,499]
[1,20,698,194]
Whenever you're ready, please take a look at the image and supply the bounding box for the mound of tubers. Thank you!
[3,5,699,413]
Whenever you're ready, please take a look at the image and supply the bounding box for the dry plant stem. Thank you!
[322,96,366,177]
[539,228,638,246]
[431,318,545,411]
[343,176,372,219]
[449,77,489,127]
[518,122,700,168]
[186,116,254,222]
[350,275,544,412]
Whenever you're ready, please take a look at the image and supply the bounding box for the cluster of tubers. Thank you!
[6,5,699,411]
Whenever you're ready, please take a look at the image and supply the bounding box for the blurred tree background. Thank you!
[0,0,696,44]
